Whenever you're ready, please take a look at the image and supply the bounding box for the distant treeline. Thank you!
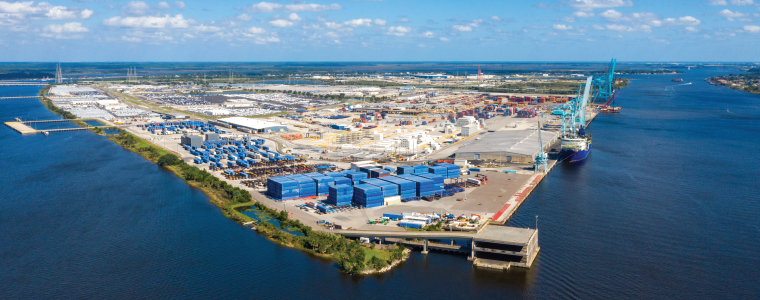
[0,71,54,80]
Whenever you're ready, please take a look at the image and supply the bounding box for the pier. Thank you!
[0,96,42,99]
[4,118,102,135]
[336,224,539,269]
[0,82,48,86]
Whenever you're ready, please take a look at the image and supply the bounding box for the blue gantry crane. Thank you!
[535,121,548,173]
[555,76,593,138]
[591,58,616,101]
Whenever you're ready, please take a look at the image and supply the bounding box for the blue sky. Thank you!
[1,0,759,61]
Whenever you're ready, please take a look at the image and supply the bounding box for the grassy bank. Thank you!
[105,128,406,274]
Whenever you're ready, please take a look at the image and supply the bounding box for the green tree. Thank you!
[157,154,181,166]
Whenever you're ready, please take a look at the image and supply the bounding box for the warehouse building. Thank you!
[454,130,558,163]
[216,117,288,133]
[181,135,203,147]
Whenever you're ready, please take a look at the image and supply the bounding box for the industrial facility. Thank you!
[215,117,288,133]
[454,130,558,163]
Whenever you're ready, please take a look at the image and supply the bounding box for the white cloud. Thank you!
[491,16,500,22]
[569,0,633,11]
[374,19,386,26]
[285,3,342,12]
[718,9,747,21]
[255,36,280,44]
[417,43,425,47]
[675,16,701,25]
[731,0,755,5]
[709,0,728,4]
[423,31,435,37]
[121,36,141,42]
[157,1,171,9]
[103,14,192,28]
[288,13,301,21]
[388,25,411,36]
[269,19,294,27]
[241,2,342,13]
[324,21,353,32]
[397,18,408,22]
[606,24,633,31]
[194,24,222,32]
[344,18,371,27]
[122,1,150,15]
[452,25,472,31]
[80,9,93,19]
[244,26,266,35]
[553,24,573,30]
[175,1,185,10]
[0,2,93,21]
[439,37,449,41]
[600,9,623,21]
[573,11,595,18]
[332,39,342,44]
[744,25,760,32]
[685,26,698,32]
[44,22,88,33]
[243,2,281,13]
[41,22,88,39]
[467,19,483,27]
[592,24,605,30]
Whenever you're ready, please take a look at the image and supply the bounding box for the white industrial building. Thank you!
[454,130,558,163]
[216,117,288,133]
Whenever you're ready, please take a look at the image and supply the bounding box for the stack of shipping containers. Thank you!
[267,177,300,200]
[379,176,416,201]
[434,163,462,179]
[326,184,353,206]
[353,184,384,208]
[286,175,317,198]
[395,174,436,197]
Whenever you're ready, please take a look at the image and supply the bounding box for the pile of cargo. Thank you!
[287,175,317,198]
[267,177,300,200]
[396,166,414,174]
[417,173,445,192]
[343,170,368,185]
[396,174,436,197]
[140,121,224,135]
[353,184,384,208]
[304,172,335,196]
[359,179,399,197]
[413,165,429,175]
[427,165,448,177]
[433,163,462,179]
[280,133,302,140]
[326,184,353,206]
[379,176,416,200]
[517,107,538,118]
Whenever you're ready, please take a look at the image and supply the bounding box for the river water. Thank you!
[1,68,759,299]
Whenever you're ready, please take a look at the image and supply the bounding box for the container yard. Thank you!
[53,68,610,272]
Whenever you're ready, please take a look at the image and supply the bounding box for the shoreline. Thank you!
[33,84,407,275]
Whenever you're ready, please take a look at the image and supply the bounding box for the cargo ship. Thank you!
[672,75,684,82]
[559,127,591,162]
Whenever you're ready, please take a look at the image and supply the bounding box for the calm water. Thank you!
[1,68,759,299]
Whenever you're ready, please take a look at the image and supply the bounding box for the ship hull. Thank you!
[560,145,591,163]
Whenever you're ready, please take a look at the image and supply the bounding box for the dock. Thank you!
[4,120,91,135]
[336,224,540,269]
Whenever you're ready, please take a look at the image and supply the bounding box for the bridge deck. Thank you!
[335,225,535,246]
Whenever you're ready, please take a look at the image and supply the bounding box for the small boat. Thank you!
[672,75,684,82]
[43,131,49,136]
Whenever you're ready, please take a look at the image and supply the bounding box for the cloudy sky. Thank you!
[1,0,759,61]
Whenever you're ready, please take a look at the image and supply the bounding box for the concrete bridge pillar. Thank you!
[422,239,429,255]
[468,238,476,261]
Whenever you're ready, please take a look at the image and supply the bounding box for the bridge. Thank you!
[0,96,42,99]
[0,82,48,86]
[335,224,540,269]
[15,118,87,124]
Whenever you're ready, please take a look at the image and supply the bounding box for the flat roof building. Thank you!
[454,130,558,163]
[216,117,288,133]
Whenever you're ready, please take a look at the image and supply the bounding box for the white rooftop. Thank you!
[218,117,282,129]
